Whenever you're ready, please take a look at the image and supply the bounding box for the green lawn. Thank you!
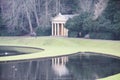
[0,37,120,61]
[0,37,120,80]
[97,73,120,80]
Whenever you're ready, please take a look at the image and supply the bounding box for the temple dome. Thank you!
[52,13,68,23]
[52,13,77,23]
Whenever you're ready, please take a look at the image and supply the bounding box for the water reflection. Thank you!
[52,56,69,76]
[0,53,120,80]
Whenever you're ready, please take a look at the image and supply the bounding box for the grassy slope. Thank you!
[97,73,120,80]
[0,37,120,80]
[0,37,120,61]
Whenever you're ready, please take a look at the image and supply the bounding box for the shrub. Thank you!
[65,12,92,37]
[89,32,114,40]
[68,30,79,37]
[36,27,51,36]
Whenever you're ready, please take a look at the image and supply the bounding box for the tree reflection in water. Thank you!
[0,52,120,80]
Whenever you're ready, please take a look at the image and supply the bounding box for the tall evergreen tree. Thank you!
[103,0,120,40]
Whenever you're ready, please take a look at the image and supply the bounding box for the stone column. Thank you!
[63,24,66,36]
[55,23,56,36]
[62,23,64,36]
[52,23,54,36]
[57,23,59,36]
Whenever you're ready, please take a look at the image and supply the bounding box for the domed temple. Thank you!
[51,13,75,37]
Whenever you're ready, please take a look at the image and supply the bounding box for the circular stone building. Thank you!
[52,13,75,37]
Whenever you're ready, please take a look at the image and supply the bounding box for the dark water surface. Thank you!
[0,46,43,56]
[0,52,120,80]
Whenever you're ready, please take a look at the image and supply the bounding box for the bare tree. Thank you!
[93,0,109,20]
[1,0,100,35]
[1,0,37,34]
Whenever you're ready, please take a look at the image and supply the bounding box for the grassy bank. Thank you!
[98,73,120,80]
[0,37,120,61]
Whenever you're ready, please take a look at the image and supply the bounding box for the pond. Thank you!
[0,46,43,56]
[0,52,120,80]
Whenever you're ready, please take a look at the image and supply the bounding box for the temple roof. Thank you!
[52,13,76,23]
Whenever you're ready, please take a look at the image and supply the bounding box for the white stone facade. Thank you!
[52,13,75,37]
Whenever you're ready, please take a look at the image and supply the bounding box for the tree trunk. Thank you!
[32,0,40,27]
[24,2,33,34]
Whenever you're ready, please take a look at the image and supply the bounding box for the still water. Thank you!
[0,52,120,80]
[0,46,43,56]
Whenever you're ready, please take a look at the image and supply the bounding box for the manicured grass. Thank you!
[0,37,120,61]
[97,73,120,80]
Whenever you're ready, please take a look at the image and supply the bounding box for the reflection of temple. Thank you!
[52,56,68,65]
[52,13,75,37]
[52,56,69,76]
